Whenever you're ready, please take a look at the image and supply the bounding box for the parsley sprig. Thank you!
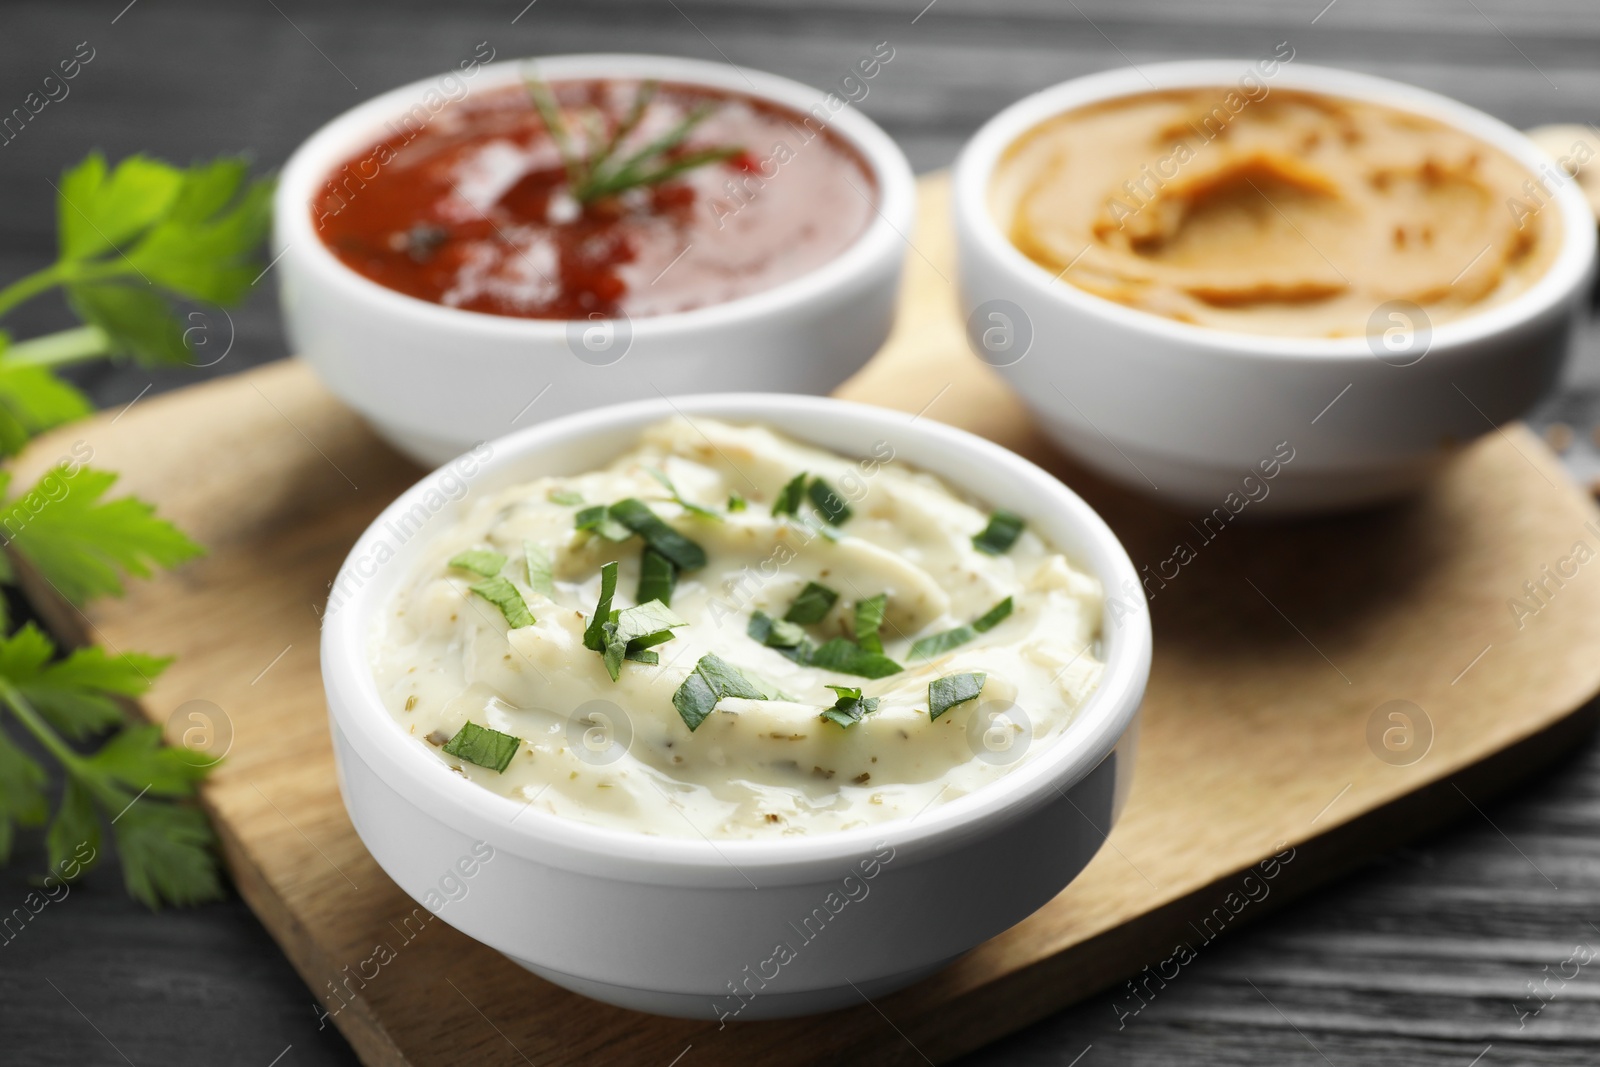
[526,75,743,204]
[0,624,217,907]
[0,153,273,377]
[0,150,274,906]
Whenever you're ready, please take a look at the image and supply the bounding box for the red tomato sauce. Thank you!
[312,80,878,319]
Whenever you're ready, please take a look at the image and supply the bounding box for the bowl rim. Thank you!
[951,59,1598,362]
[274,53,916,340]
[320,393,1151,884]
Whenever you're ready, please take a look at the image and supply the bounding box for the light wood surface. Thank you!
[17,175,1600,1066]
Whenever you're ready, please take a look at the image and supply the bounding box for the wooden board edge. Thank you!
[214,813,413,1067]
[902,695,1600,1062]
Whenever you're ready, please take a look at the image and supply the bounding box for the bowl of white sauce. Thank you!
[320,393,1150,1019]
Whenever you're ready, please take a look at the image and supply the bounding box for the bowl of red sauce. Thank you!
[275,53,915,465]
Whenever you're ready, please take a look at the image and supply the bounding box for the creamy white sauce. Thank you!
[370,419,1104,838]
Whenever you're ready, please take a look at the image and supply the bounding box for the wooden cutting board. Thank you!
[17,175,1600,1066]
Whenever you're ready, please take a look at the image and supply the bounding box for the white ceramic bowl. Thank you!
[276,55,915,467]
[320,393,1150,1019]
[953,61,1597,514]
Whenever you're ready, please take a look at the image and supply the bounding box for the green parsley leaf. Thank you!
[87,723,210,796]
[637,547,676,606]
[909,597,1014,661]
[807,477,853,525]
[821,683,880,727]
[0,363,91,458]
[524,541,554,595]
[0,625,221,907]
[448,549,506,578]
[119,156,273,306]
[607,497,707,571]
[748,610,807,650]
[0,727,48,865]
[469,576,535,629]
[647,467,722,521]
[57,152,183,262]
[854,594,888,654]
[771,471,807,517]
[64,284,187,366]
[114,801,221,908]
[929,672,987,720]
[46,777,102,886]
[727,492,747,512]
[973,509,1025,555]
[808,638,903,679]
[784,581,839,624]
[56,153,274,366]
[442,721,521,773]
[583,561,620,652]
[0,623,169,741]
[575,504,631,541]
[672,653,767,731]
[1,465,204,605]
[547,488,584,506]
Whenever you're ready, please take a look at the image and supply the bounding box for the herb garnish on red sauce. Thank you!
[314,78,876,319]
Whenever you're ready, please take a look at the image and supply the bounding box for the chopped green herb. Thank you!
[672,653,767,731]
[613,600,686,647]
[575,504,631,541]
[607,497,707,571]
[582,561,620,652]
[442,721,521,773]
[929,672,987,720]
[854,594,887,654]
[448,549,506,578]
[547,489,584,506]
[647,468,722,521]
[795,510,841,544]
[972,509,1025,555]
[469,576,535,629]
[694,653,767,701]
[599,599,686,681]
[524,541,554,596]
[727,492,747,512]
[672,672,719,732]
[808,638,903,679]
[784,581,839,624]
[908,597,1014,661]
[973,597,1014,632]
[771,471,807,517]
[821,684,880,727]
[748,610,807,649]
[524,75,742,204]
[807,477,853,525]
[747,671,798,702]
[637,547,676,606]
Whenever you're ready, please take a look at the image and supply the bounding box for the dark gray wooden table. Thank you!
[3,1,1600,1064]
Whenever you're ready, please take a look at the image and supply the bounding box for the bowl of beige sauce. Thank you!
[954,59,1596,513]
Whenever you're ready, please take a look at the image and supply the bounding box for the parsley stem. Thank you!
[0,258,134,321]
[0,677,87,775]
[0,677,133,814]
[0,263,69,319]
[2,325,112,368]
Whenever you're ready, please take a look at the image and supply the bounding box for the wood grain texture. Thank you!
[10,173,1600,1066]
